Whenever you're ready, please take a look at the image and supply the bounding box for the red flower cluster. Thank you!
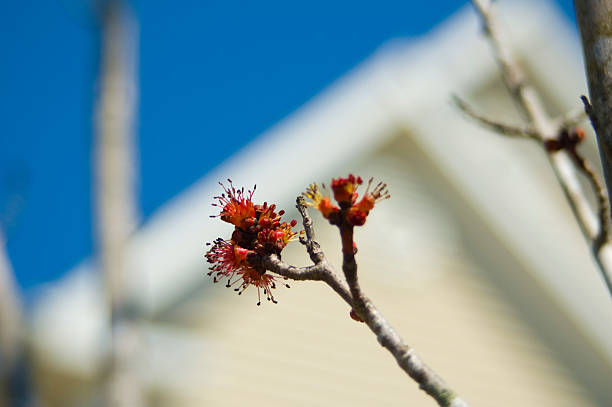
[303,174,389,226]
[206,180,297,305]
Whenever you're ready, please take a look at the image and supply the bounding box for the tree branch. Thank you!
[296,196,326,264]
[469,0,612,299]
[341,223,467,407]
[452,95,538,140]
[259,254,353,306]
[261,199,469,407]
[574,1,612,216]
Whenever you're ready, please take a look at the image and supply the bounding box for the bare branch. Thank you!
[296,196,326,264]
[358,297,469,407]
[259,254,353,306]
[337,224,468,407]
[582,157,611,250]
[260,201,469,407]
[581,95,600,138]
[258,197,355,303]
[452,95,538,140]
[469,0,612,298]
[573,100,610,255]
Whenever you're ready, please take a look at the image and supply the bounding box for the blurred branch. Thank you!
[261,198,469,407]
[466,0,612,299]
[452,95,538,140]
[95,1,142,406]
[0,228,26,406]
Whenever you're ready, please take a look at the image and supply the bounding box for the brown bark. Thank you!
[575,1,612,215]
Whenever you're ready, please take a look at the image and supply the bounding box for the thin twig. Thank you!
[581,95,599,138]
[259,255,353,306]
[581,157,611,247]
[452,95,538,140]
[296,196,326,264]
[469,0,612,298]
[262,200,469,407]
[341,221,467,407]
[260,197,353,304]
[579,96,610,254]
[455,91,609,255]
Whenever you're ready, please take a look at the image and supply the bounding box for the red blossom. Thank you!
[304,175,389,226]
[205,238,252,283]
[239,267,290,305]
[205,238,287,305]
[346,178,390,226]
[211,179,257,229]
[206,180,298,305]
[257,220,297,252]
[330,174,362,204]
[302,183,340,219]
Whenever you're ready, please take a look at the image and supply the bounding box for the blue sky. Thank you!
[0,0,575,298]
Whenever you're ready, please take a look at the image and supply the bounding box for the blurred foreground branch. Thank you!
[0,229,26,406]
[574,1,612,216]
[95,1,142,406]
[458,0,612,298]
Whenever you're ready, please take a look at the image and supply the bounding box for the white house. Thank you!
[29,1,612,406]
